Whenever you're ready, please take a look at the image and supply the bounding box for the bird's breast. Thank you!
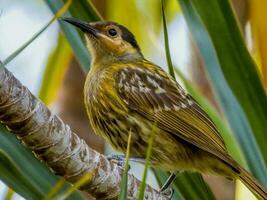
[84,67,129,140]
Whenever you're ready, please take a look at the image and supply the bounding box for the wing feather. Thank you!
[115,63,230,162]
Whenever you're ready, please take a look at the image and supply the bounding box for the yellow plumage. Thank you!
[62,18,267,200]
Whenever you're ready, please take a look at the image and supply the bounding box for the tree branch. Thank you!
[0,66,169,200]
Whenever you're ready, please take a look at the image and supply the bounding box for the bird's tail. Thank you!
[238,166,267,200]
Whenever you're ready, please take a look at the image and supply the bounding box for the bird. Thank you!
[62,17,267,199]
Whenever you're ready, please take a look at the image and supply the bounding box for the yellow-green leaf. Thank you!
[119,131,132,200]
[38,34,72,105]
[2,0,72,67]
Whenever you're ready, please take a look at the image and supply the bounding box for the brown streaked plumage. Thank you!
[62,17,267,199]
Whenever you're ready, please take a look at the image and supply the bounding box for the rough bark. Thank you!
[0,66,169,200]
[56,58,105,154]
[55,58,104,200]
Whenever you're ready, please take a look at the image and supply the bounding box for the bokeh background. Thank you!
[0,0,266,199]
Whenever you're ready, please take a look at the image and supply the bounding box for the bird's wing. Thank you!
[115,64,230,161]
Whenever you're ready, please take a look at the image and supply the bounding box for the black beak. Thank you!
[61,17,98,37]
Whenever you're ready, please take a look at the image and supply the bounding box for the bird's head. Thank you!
[62,17,143,64]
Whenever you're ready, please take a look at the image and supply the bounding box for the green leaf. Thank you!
[45,0,102,73]
[4,187,14,200]
[38,33,72,105]
[43,178,66,200]
[161,0,175,79]
[174,67,246,165]
[0,1,83,198]
[188,0,267,165]
[154,170,216,200]
[1,0,72,67]
[153,66,239,199]
[119,131,132,200]
[173,172,215,200]
[160,1,216,199]
[153,170,182,200]
[0,125,83,200]
[67,0,102,22]
[137,125,156,200]
[0,150,41,199]
[178,0,267,185]
[56,173,94,200]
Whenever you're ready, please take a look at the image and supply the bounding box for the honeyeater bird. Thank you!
[62,17,267,199]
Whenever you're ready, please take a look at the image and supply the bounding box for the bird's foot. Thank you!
[107,154,130,170]
[107,155,147,169]
[160,187,174,199]
[158,171,178,199]
[160,172,178,191]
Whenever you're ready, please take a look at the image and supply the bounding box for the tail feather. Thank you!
[239,167,267,200]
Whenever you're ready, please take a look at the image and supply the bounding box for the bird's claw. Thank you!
[160,187,174,199]
[107,154,131,170]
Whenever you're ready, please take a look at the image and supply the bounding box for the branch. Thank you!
[0,66,169,200]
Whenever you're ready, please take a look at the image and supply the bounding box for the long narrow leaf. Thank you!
[159,1,215,199]
[187,0,267,167]
[0,125,83,200]
[119,131,132,200]
[67,0,102,22]
[43,178,66,200]
[0,150,41,199]
[45,0,102,72]
[173,172,215,200]
[153,171,182,200]
[0,1,83,198]
[38,34,72,105]
[174,67,246,165]
[137,125,156,200]
[2,0,72,67]
[56,173,94,200]
[161,0,175,79]
[4,187,14,200]
[178,0,267,185]
[250,0,267,90]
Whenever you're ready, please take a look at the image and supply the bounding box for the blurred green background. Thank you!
[0,0,266,199]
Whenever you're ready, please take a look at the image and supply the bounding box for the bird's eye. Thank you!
[108,28,117,37]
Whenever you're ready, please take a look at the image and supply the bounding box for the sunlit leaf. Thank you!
[174,67,246,165]
[119,131,132,200]
[235,180,257,200]
[165,0,181,21]
[158,1,216,199]
[178,0,267,185]
[106,0,145,48]
[250,0,267,90]
[43,178,66,200]
[1,0,72,67]
[56,172,93,200]
[45,0,102,72]
[153,171,182,200]
[38,34,72,105]
[161,0,175,79]
[4,187,14,200]
[0,2,83,199]
[137,125,156,200]
[67,0,102,21]
[187,0,267,168]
